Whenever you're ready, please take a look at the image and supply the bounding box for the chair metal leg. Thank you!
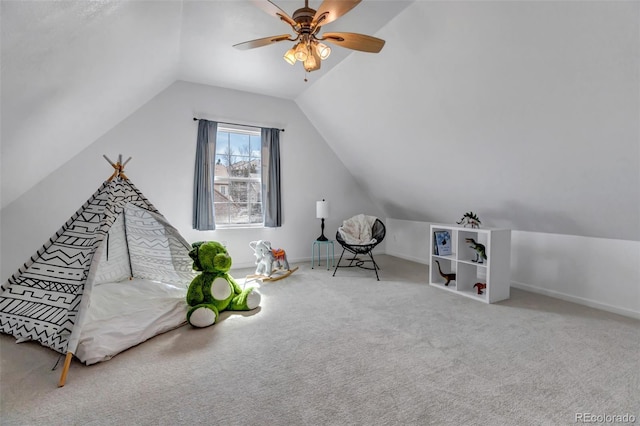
[333,248,347,277]
[368,251,380,281]
[334,246,381,281]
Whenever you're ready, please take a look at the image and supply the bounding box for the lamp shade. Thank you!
[303,54,317,72]
[316,42,331,60]
[283,48,296,65]
[294,42,308,61]
[316,200,329,219]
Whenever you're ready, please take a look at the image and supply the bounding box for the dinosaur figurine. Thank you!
[474,282,487,295]
[457,212,481,229]
[434,260,456,286]
[465,238,487,264]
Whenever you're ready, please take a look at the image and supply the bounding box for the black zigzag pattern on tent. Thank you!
[1,182,109,292]
[93,213,132,284]
[124,204,195,285]
[1,175,193,357]
[16,277,80,294]
[0,318,67,354]
[125,180,159,214]
[0,296,71,324]
[0,183,109,352]
[0,282,83,353]
[0,177,154,354]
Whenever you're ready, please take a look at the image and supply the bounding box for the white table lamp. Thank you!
[316,199,329,241]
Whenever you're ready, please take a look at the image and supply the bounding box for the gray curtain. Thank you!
[262,128,282,227]
[192,119,217,230]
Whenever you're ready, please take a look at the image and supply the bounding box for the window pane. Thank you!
[213,127,262,226]
[215,132,229,155]
[250,135,261,156]
[213,202,230,224]
[230,133,250,155]
[218,147,237,169]
[250,202,263,223]
[230,181,248,202]
[230,203,248,224]
[215,154,227,168]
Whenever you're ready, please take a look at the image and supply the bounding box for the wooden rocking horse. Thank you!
[247,240,298,282]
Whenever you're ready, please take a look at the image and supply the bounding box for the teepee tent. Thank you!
[0,155,196,386]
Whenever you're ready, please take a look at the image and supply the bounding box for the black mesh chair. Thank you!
[332,218,386,281]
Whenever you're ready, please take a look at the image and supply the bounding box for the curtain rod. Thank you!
[193,117,284,132]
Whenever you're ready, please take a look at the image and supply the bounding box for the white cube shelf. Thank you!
[429,224,511,303]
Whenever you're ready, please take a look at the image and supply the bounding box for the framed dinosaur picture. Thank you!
[434,231,452,256]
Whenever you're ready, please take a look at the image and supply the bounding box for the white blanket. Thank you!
[75,278,188,365]
[338,214,378,245]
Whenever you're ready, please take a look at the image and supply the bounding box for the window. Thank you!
[193,119,280,231]
[213,126,262,226]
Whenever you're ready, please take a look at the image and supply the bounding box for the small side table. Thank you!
[312,240,335,270]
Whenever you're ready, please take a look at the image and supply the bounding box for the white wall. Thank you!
[385,218,432,265]
[385,218,640,319]
[298,1,640,319]
[510,231,640,319]
[297,1,640,241]
[0,81,383,280]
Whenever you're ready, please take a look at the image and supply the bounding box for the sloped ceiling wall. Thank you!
[0,0,411,209]
[2,1,637,242]
[1,1,182,208]
[297,1,640,241]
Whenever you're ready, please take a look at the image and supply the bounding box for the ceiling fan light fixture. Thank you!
[234,0,386,77]
[316,42,331,60]
[303,55,316,71]
[304,42,321,71]
[283,48,296,65]
[294,42,308,61]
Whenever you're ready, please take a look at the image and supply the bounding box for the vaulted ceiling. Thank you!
[1,0,412,208]
[2,1,638,241]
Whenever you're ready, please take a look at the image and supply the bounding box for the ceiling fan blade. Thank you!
[251,0,298,29]
[312,0,361,28]
[233,34,293,50]
[320,32,385,53]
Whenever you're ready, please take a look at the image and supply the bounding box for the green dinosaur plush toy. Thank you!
[186,241,261,328]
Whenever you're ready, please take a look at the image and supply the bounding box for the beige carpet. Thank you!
[1,255,638,425]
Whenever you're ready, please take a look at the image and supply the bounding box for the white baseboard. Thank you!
[232,256,317,271]
[236,255,638,320]
[384,250,428,265]
[511,281,640,320]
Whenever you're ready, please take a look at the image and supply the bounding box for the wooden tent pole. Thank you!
[103,154,132,181]
[103,154,116,166]
[58,352,73,387]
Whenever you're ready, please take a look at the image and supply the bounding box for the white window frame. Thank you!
[213,125,263,228]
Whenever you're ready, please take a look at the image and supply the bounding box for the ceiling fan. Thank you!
[233,0,385,73]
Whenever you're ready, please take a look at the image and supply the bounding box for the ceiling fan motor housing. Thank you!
[292,7,316,33]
